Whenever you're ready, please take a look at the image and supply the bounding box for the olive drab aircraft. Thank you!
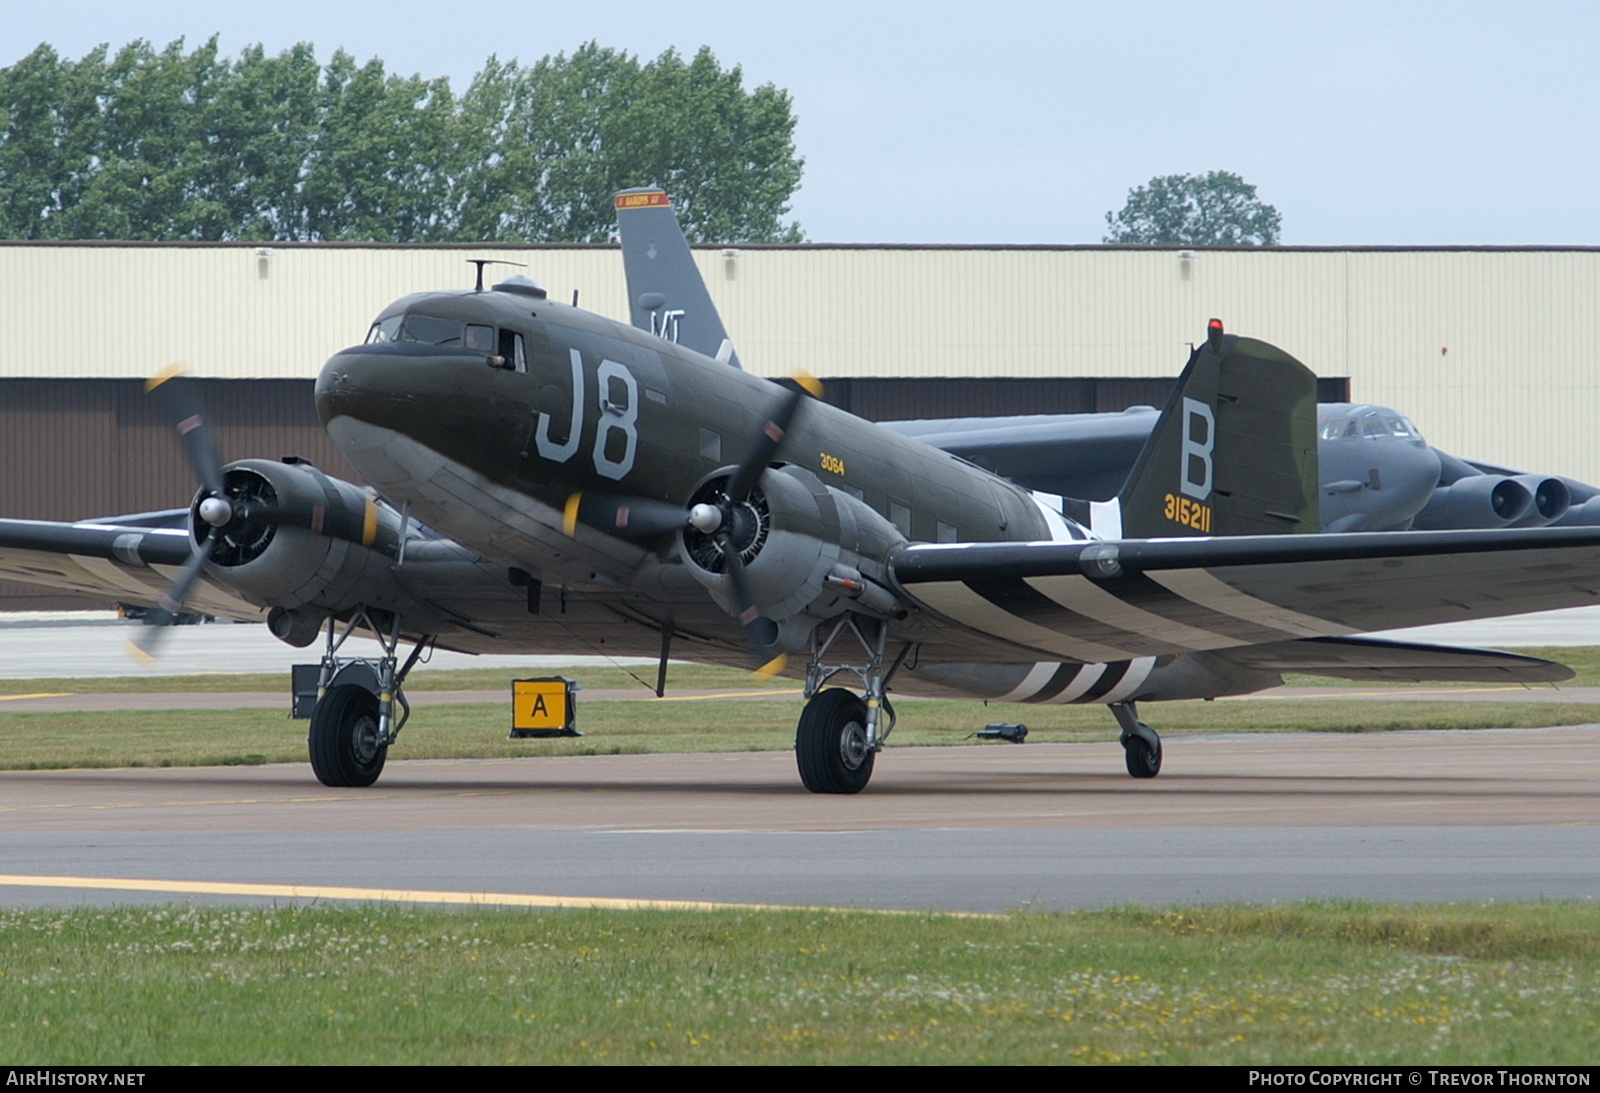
[5,191,1600,795]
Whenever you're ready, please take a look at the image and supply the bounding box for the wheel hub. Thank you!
[838,718,870,771]
[352,713,383,763]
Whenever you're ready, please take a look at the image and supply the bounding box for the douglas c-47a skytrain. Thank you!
[4,190,1600,794]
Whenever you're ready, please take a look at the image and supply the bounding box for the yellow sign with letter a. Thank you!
[511,677,581,738]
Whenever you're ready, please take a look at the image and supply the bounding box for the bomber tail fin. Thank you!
[614,188,742,369]
[1109,319,1319,539]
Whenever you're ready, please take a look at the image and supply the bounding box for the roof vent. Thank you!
[493,275,548,299]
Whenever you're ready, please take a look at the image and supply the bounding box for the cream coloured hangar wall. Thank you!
[2,242,1596,481]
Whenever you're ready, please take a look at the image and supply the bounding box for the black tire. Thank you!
[1123,727,1162,779]
[795,688,875,794]
[309,683,387,787]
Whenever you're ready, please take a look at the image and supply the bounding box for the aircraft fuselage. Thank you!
[316,287,1059,583]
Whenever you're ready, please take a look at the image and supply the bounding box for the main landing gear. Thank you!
[308,607,433,788]
[1109,700,1162,779]
[795,616,912,795]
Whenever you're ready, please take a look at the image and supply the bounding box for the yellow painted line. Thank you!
[0,874,986,916]
[0,692,75,701]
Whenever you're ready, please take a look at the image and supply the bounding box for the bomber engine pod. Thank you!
[192,458,412,615]
[1412,475,1536,530]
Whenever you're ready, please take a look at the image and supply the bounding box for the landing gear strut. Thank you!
[1110,700,1162,779]
[795,615,911,794]
[307,607,433,788]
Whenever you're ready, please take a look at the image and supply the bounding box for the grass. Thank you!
[0,696,1594,772]
[1,901,1595,1064]
[0,662,785,697]
[0,647,1594,771]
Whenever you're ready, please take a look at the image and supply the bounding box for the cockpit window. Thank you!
[465,324,494,352]
[1361,414,1390,439]
[1386,412,1422,440]
[397,314,465,347]
[366,315,402,344]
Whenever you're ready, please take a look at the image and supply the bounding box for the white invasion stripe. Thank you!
[1090,499,1123,540]
[1097,657,1156,704]
[1149,568,1355,638]
[1029,493,1075,542]
[1026,573,1247,652]
[68,555,158,597]
[995,661,1060,702]
[909,582,1132,662]
[1051,663,1107,703]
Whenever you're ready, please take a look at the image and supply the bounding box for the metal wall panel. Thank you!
[3,241,1598,480]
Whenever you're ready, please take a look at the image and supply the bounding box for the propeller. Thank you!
[557,372,823,675]
[687,373,822,676]
[561,492,697,540]
[127,367,234,662]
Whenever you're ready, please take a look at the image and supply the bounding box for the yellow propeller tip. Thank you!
[753,653,788,680]
[562,493,582,538]
[145,362,186,392]
[123,640,157,668]
[793,370,823,399]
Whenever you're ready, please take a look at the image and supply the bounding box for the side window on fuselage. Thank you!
[499,329,528,373]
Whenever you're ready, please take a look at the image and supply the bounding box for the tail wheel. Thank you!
[1122,730,1162,779]
[309,683,387,787]
[796,687,875,794]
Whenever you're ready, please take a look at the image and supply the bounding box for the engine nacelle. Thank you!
[192,459,415,624]
[1411,474,1533,530]
[1504,475,1570,527]
[680,465,906,642]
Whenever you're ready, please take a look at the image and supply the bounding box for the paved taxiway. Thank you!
[2,612,1597,913]
[3,727,1598,912]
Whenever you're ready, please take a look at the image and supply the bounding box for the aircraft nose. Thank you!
[315,343,484,429]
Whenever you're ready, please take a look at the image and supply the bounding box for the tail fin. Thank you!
[1113,320,1319,538]
[613,188,742,369]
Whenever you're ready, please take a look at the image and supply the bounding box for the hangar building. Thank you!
[2,240,1594,609]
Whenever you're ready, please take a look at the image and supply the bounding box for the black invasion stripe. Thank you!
[1074,660,1131,703]
[1023,662,1086,704]
[964,578,1179,657]
[1088,572,1301,644]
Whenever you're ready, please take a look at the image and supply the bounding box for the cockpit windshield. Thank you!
[365,313,496,352]
[1318,407,1426,445]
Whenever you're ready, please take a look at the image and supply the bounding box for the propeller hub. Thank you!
[689,503,724,533]
[198,495,233,528]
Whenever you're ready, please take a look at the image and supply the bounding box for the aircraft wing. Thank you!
[0,517,264,620]
[889,526,1600,663]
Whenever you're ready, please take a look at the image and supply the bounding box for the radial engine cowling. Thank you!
[680,465,906,633]
[192,458,413,621]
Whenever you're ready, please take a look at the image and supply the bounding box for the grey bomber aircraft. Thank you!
[4,189,1600,795]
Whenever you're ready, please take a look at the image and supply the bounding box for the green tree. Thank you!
[458,43,803,243]
[1103,171,1281,245]
[0,38,804,244]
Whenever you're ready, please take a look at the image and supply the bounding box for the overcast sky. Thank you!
[5,1,1596,245]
